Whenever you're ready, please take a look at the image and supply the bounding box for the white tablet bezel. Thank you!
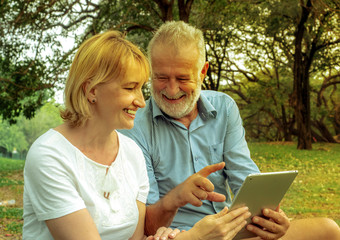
[229,170,298,240]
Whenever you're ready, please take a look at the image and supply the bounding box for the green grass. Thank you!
[248,142,340,225]
[0,143,339,237]
[0,158,25,172]
[0,157,25,237]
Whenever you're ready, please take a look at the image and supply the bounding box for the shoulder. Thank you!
[201,90,236,108]
[25,129,76,172]
[27,129,67,157]
[117,132,141,149]
[117,132,144,159]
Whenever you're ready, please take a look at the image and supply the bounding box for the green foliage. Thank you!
[1,0,339,145]
[16,101,63,148]
[0,101,63,154]
[0,123,28,153]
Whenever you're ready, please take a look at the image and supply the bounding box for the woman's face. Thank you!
[93,61,146,130]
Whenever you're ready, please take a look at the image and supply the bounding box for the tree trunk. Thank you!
[292,0,312,149]
[312,120,337,143]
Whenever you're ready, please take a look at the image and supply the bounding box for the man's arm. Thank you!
[144,162,227,235]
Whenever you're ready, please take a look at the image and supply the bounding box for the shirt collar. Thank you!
[150,93,217,122]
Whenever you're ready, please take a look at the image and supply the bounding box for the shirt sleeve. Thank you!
[223,100,260,194]
[24,142,85,221]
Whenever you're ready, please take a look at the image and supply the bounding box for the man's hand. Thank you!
[144,162,227,235]
[246,206,290,240]
[171,162,226,208]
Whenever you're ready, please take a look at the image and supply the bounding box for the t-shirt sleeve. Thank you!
[24,141,86,221]
[136,152,150,204]
[119,128,160,205]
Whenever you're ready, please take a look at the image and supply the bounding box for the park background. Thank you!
[0,0,339,239]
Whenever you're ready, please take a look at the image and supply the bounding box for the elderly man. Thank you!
[119,21,340,240]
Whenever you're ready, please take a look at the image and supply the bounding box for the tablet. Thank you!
[229,170,298,240]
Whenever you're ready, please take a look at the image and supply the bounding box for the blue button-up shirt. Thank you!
[119,90,259,230]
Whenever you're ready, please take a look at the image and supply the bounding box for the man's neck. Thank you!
[174,106,199,129]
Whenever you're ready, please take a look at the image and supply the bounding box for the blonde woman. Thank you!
[23,31,179,240]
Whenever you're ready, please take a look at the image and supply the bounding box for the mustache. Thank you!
[160,90,187,100]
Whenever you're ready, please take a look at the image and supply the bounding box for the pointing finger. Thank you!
[197,162,225,178]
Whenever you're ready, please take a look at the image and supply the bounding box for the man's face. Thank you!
[150,44,202,119]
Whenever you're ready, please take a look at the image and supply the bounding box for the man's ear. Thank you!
[200,62,209,83]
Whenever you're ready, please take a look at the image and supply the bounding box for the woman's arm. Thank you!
[45,209,101,240]
[129,201,147,240]
[130,201,182,240]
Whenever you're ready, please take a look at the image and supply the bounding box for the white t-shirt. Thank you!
[23,129,149,240]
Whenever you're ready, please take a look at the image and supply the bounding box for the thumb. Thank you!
[214,206,229,219]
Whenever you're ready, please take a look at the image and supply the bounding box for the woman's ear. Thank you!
[82,81,97,103]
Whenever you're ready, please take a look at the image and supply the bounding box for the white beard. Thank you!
[151,82,201,119]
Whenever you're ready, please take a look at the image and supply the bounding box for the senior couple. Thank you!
[23,20,340,240]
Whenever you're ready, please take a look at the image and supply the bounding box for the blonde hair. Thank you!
[148,21,205,71]
[61,31,149,127]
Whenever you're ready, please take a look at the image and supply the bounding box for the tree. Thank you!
[1,0,339,149]
[0,120,28,156]
[16,101,63,148]
[213,0,340,148]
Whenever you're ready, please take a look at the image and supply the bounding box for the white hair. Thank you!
[148,21,206,72]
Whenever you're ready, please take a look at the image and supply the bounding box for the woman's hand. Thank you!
[191,206,251,240]
[146,227,182,240]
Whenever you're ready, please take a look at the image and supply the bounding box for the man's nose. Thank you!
[166,78,180,96]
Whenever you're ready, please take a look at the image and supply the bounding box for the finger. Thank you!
[215,206,229,218]
[247,223,277,240]
[158,227,174,240]
[206,192,226,202]
[263,208,288,226]
[226,213,249,239]
[153,227,167,240]
[186,192,204,207]
[192,188,209,200]
[168,228,181,239]
[193,175,215,192]
[197,162,225,178]
[218,206,250,222]
[252,215,283,234]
